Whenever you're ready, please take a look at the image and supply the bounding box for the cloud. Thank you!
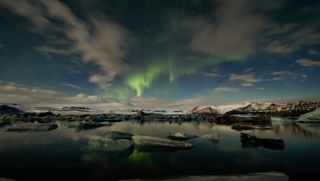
[161,0,288,60]
[269,71,294,81]
[189,0,268,59]
[0,81,220,111]
[202,72,221,77]
[296,59,320,67]
[0,82,65,100]
[0,81,105,105]
[0,0,50,30]
[242,83,253,87]
[129,96,167,109]
[307,49,319,56]
[163,96,224,111]
[213,87,239,93]
[263,41,296,54]
[260,70,307,82]
[162,0,319,60]
[61,83,82,90]
[243,68,254,73]
[263,21,320,54]
[229,73,259,85]
[0,0,132,89]
[34,46,76,55]
[271,71,293,76]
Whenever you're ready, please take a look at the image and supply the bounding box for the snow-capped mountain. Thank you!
[190,102,251,114]
[237,101,320,114]
[191,101,320,116]
[190,105,219,114]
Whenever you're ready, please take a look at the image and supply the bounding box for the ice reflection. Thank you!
[0,119,320,180]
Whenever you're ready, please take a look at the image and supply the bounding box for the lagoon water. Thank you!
[0,118,320,180]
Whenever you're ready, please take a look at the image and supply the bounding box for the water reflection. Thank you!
[0,118,320,180]
[240,133,285,150]
[272,122,319,137]
[127,149,153,167]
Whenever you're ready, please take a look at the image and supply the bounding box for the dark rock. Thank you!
[81,122,108,129]
[62,106,93,112]
[216,114,271,124]
[104,131,133,140]
[240,132,285,150]
[136,111,145,121]
[37,112,55,117]
[0,105,22,115]
[231,124,254,131]
[231,124,272,131]
[0,120,12,127]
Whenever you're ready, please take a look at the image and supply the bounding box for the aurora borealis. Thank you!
[0,0,320,109]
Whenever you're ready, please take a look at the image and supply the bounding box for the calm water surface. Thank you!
[0,118,320,180]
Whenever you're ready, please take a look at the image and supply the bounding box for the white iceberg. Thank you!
[296,108,320,123]
[132,135,192,148]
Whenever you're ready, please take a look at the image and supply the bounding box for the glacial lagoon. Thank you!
[0,118,320,181]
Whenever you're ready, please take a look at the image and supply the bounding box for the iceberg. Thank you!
[88,135,133,152]
[132,135,192,148]
[296,108,320,123]
[167,132,197,140]
[6,123,58,132]
[200,133,220,143]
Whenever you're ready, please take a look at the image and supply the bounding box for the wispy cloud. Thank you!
[243,68,254,73]
[261,70,308,82]
[229,73,259,86]
[307,49,319,56]
[0,81,103,105]
[0,81,218,111]
[61,83,82,90]
[0,0,133,89]
[264,21,320,54]
[163,96,224,111]
[161,0,320,60]
[213,86,239,93]
[271,71,293,76]
[189,0,269,60]
[129,96,167,109]
[202,72,222,78]
[0,0,50,30]
[296,59,320,67]
[242,83,253,87]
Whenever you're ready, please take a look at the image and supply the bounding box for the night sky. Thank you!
[0,0,320,109]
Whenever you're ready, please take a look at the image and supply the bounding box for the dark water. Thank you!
[0,118,320,180]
